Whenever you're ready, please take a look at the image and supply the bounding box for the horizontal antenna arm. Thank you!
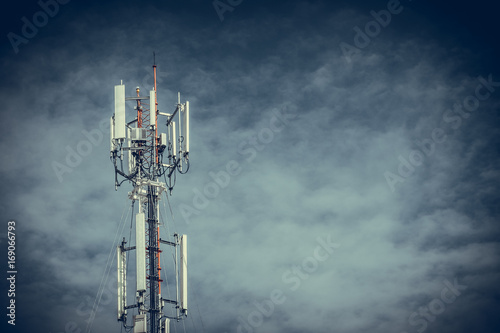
[159,239,176,247]
[166,105,180,127]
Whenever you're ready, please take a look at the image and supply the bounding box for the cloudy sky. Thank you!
[1,0,500,332]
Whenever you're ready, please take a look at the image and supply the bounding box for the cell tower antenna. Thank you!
[110,60,191,333]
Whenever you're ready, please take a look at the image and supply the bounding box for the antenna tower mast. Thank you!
[110,58,190,333]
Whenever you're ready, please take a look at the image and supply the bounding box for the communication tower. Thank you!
[110,58,190,333]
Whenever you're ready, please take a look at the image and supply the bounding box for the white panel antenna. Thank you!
[134,314,147,333]
[158,133,167,154]
[117,245,126,320]
[180,234,187,315]
[183,101,189,155]
[110,116,115,154]
[114,84,126,140]
[161,319,170,333]
[127,127,134,173]
[172,122,177,158]
[136,212,146,292]
[150,90,156,130]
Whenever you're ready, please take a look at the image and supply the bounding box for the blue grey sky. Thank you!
[1,1,500,333]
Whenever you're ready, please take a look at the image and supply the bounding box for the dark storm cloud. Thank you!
[1,1,500,333]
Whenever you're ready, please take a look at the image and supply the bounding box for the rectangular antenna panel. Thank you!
[180,234,187,313]
[133,314,146,333]
[183,101,189,154]
[136,213,146,292]
[161,318,170,333]
[127,128,133,173]
[117,245,126,319]
[158,133,167,154]
[172,122,177,157]
[160,133,167,148]
[114,84,126,140]
[110,116,115,152]
[150,90,156,129]
[123,246,127,316]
